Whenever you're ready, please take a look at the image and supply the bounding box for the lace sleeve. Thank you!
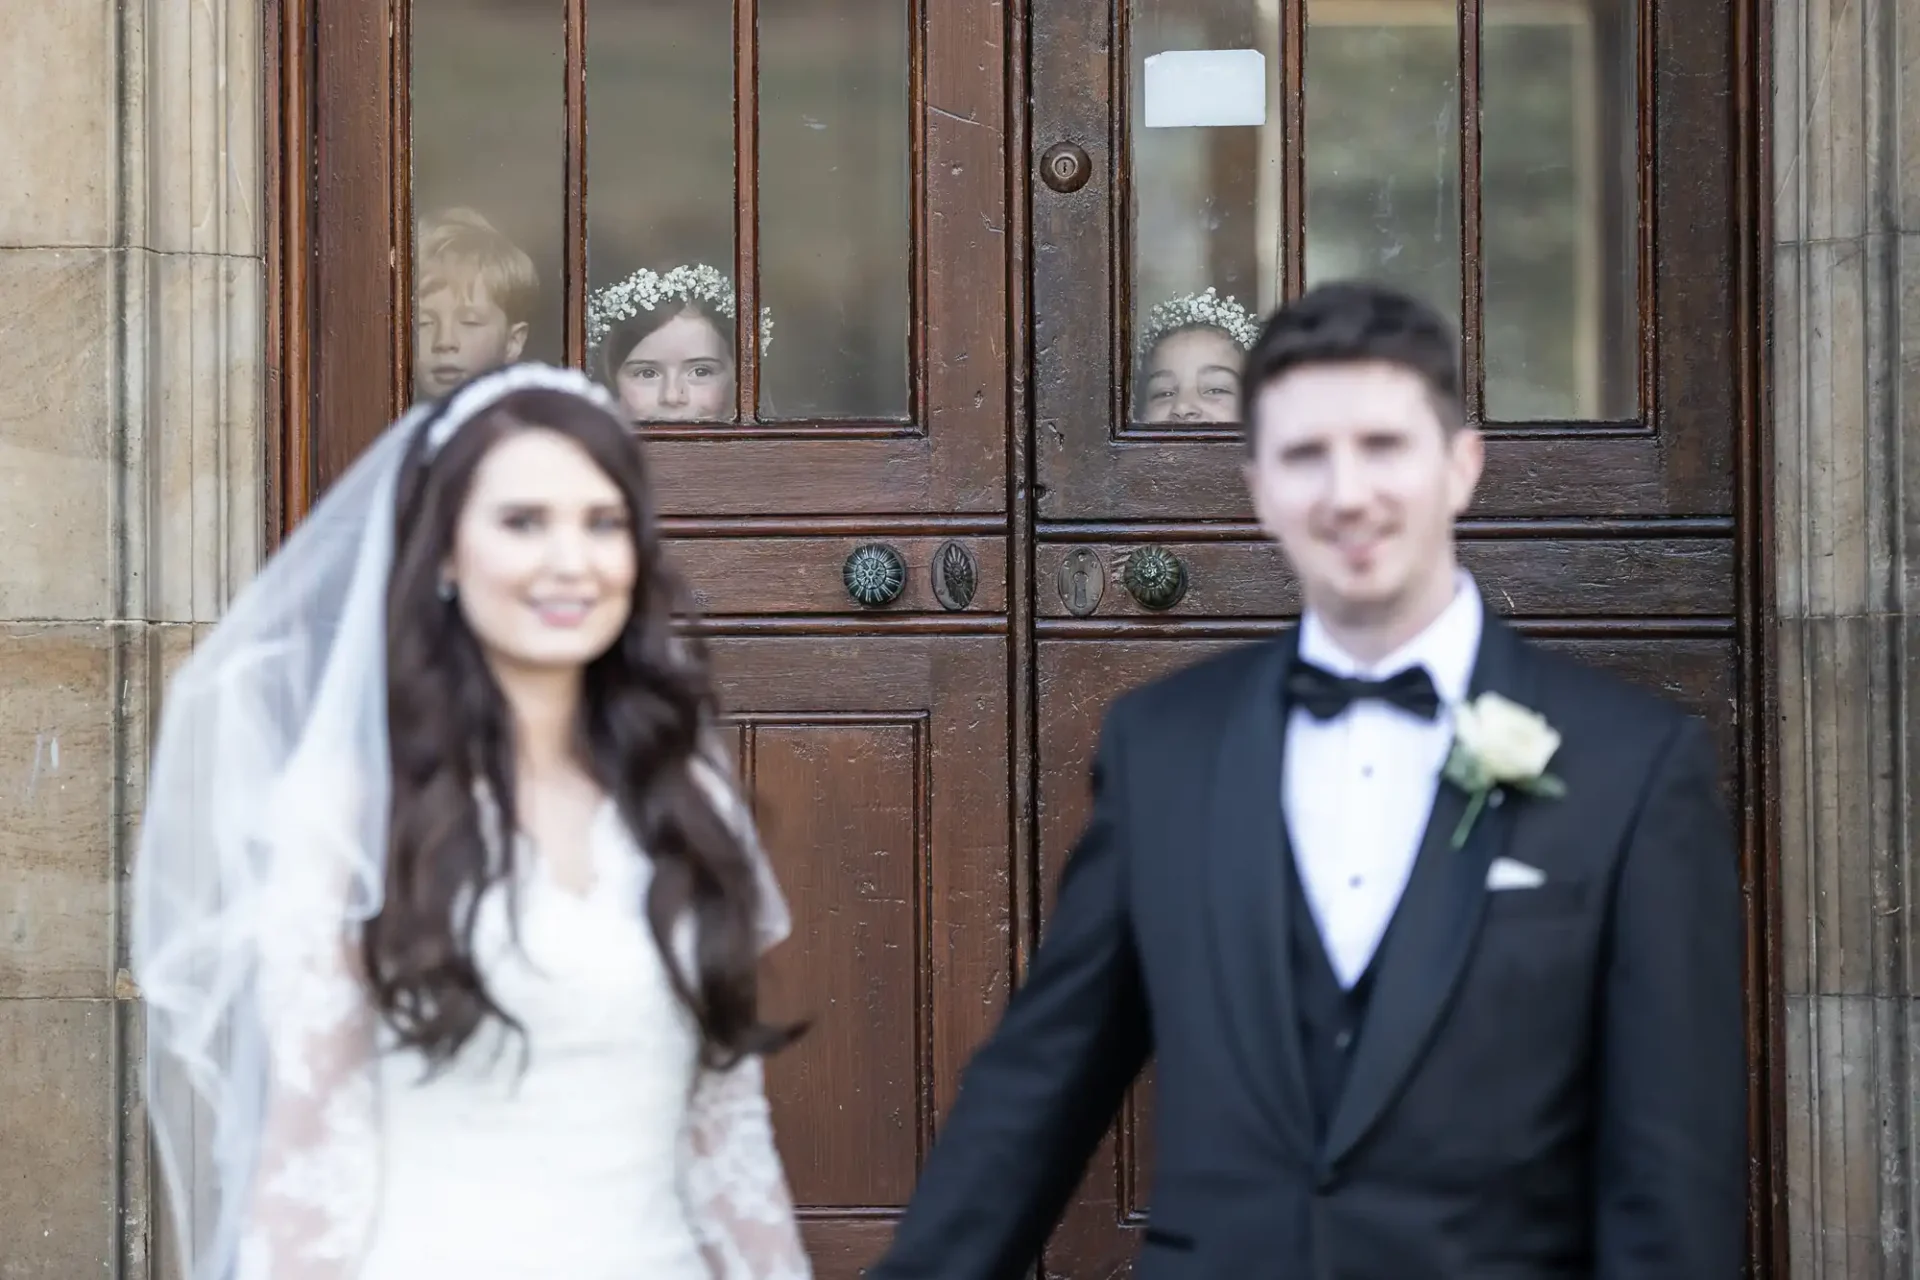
[231,847,382,1280]
[690,738,792,953]
[678,731,806,1277]
[682,1054,811,1280]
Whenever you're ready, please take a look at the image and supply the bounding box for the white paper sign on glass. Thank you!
[1142,49,1268,129]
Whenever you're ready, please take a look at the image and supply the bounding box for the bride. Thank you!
[132,365,812,1278]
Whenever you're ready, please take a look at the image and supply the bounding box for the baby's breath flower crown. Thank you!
[1137,287,1261,360]
[586,264,774,359]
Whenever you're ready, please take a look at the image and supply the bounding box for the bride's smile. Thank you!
[443,428,638,672]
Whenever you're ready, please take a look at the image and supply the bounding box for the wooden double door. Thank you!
[277,0,1771,1272]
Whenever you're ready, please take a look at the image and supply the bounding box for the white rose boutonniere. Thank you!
[1442,692,1566,848]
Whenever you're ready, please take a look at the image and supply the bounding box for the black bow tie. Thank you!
[1286,660,1442,722]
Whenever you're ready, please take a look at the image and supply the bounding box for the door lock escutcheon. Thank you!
[1040,142,1092,194]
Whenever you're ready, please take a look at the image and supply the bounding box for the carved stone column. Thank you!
[0,2,262,1276]
[1774,0,1920,1273]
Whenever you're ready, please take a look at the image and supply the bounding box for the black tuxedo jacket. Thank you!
[868,617,1746,1280]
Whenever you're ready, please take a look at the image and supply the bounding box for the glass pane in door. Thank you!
[1129,0,1278,428]
[410,0,566,401]
[1481,0,1639,421]
[1303,0,1462,338]
[758,0,912,420]
[588,0,739,424]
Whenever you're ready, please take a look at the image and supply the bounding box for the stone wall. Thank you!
[1774,0,1920,1273]
[0,1,262,1274]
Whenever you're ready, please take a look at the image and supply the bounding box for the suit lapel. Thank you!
[1204,633,1314,1154]
[1319,616,1537,1170]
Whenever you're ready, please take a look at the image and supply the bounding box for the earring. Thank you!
[437,577,457,603]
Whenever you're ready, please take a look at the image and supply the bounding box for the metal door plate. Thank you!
[1055,548,1105,616]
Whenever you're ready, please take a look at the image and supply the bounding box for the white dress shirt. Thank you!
[1283,577,1484,987]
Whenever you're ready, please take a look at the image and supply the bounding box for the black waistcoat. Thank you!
[1285,849,1385,1138]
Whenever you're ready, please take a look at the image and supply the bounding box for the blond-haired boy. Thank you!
[413,208,539,399]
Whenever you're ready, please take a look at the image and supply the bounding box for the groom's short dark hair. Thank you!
[1242,281,1465,451]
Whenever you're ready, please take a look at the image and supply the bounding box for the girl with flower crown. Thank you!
[1135,287,1262,424]
[590,264,774,423]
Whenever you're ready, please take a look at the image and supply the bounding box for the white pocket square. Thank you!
[1486,856,1547,891]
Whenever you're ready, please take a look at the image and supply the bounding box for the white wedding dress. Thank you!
[239,792,810,1279]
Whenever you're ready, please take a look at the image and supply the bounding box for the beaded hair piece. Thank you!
[1137,287,1261,360]
[586,264,775,359]
[421,363,621,458]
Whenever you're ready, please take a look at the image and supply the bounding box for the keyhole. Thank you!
[1057,549,1105,616]
[1040,143,1091,194]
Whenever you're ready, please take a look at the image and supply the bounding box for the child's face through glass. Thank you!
[414,278,529,399]
[1140,326,1245,424]
[614,309,736,423]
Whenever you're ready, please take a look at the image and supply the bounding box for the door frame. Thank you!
[259,0,1785,1272]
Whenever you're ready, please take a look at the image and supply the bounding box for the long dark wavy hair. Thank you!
[365,381,795,1070]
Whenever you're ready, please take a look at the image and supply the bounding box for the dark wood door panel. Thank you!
[664,534,1006,616]
[647,434,1005,517]
[1549,637,1739,791]
[1033,632,1735,1275]
[1036,434,1734,523]
[1035,535,1735,620]
[707,635,1011,1280]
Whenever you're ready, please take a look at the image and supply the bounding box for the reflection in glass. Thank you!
[410,0,563,397]
[1482,0,1638,420]
[587,0,737,422]
[1304,1,1461,339]
[758,0,912,419]
[1130,0,1279,423]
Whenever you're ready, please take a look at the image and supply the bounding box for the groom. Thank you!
[870,282,1746,1278]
